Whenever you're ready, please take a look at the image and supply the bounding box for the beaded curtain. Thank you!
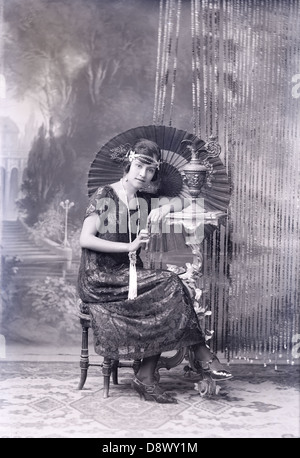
[153,0,300,365]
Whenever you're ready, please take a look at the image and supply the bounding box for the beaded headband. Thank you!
[126,150,161,170]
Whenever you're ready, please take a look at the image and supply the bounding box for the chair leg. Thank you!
[112,360,119,385]
[78,322,89,390]
[102,357,112,398]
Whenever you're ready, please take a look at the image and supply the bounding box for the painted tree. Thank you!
[17,122,76,225]
[4,0,159,141]
[5,0,163,222]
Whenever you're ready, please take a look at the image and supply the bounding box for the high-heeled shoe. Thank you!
[131,377,178,404]
[195,355,233,381]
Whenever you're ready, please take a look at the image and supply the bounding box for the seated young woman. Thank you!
[77,138,232,404]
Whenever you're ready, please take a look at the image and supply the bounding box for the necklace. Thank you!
[120,178,140,299]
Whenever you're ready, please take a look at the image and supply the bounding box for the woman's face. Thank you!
[127,158,156,189]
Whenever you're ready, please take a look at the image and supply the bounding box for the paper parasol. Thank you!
[87,124,231,215]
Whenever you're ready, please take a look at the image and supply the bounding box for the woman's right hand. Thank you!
[128,229,149,252]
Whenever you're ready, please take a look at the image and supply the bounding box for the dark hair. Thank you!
[124,139,161,181]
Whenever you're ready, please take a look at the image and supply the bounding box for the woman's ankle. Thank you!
[136,372,156,385]
[192,344,213,362]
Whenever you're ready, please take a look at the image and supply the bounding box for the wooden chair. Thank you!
[77,311,142,397]
[77,309,221,398]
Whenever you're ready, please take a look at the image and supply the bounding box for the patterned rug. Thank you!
[0,361,299,438]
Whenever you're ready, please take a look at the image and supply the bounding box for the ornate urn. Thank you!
[181,136,221,199]
[181,148,209,198]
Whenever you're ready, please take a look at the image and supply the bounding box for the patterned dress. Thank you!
[77,185,204,360]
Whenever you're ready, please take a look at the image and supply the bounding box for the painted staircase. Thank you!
[1,219,78,280]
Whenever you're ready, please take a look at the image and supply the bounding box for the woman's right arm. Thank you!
[79,213,149,253]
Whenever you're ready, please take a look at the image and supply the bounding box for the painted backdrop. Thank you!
[0,0,299,365]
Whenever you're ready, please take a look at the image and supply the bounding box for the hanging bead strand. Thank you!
[191,0,197,135]
[160,0,174,125]
[153,0,164,124]
[157,0,170,124]
[168,0,182,127]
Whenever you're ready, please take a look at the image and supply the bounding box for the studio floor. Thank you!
[0,343,299,439]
